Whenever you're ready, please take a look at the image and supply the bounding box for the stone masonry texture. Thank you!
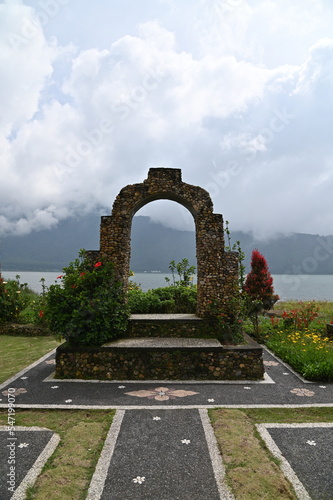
[87,168,239,317]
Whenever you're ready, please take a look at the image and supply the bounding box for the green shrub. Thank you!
[128,286,197,314]
[0,274,30,323]
[46,253,129,345]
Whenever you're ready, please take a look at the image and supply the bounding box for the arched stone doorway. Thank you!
[93,168,238,317]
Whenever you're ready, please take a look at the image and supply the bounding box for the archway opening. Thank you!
[130,199,196,292]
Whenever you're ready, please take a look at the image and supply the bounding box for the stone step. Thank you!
[55,335,264,381]
[128,313,212,338]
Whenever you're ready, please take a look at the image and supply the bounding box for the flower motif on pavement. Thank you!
[132,476,145,484]
[2,388,27,396]
[263,361,279,366]
[65,399,73,403]
[306,440,316,446]
[290,388,315,397]
[118,385,126,389]
[45,359,56,365]
[20,377,28,380]
[153,416,161,421]
[18,443,29,448]
[283,372,289,375]
[207,399,215,403]
[181,439,191,445]
[125,387,199,401]
[51,386,59,389]
[319,386,326,389]
[243,387,251,390]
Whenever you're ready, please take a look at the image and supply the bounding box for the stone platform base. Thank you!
[127,314,209,338]
[55,334,264,381]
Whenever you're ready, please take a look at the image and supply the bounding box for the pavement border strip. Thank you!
[262,346,314,384]
[0,349,58,391]
[255,423,332,500]
[86,410,125,500]
[44,372,275,384]
[0,426,60,500]
[199,409,235,500]
[1,403,333,410]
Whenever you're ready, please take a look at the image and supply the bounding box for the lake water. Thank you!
[2,271,333,301]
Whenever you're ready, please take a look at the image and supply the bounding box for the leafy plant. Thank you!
[244,249,279,336]
[0,272,30,323]
[282,301,319,331]
[165,258,196,287]
[128,286,197,314]
[45,251,129,345]
[224,221,246,291]
[207,297,244,344]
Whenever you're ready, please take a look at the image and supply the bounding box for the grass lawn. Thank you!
[210,407,333,500]
[0,335,61,384]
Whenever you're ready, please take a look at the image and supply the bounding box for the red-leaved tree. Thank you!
[244,249,279,335]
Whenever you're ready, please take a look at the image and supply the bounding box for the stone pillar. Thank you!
[196,213,225,316]
[100,214,132,291]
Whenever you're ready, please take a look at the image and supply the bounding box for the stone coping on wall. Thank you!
[56,333,261,353]
[104,337,221,348]
[130,314,203,321]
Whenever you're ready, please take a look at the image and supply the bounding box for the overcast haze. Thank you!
[1,0,333,239]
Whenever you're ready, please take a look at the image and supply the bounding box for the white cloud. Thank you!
[1,0,333,239]
[0,1,56,136]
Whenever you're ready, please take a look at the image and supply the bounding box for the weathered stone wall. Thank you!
[0,324,52,336]
[55,341,264,381]
[88,167,239,317]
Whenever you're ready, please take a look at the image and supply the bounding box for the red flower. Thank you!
[56,275,63,279]
[80,272,85,278]
[38,310,44,318]
[94,262,102,268]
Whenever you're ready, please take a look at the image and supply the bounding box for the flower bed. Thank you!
[266,328,333,381]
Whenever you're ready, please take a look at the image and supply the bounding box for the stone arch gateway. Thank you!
[90,168,239,317]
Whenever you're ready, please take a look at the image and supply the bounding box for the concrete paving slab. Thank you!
[257,423,333,500]
[87,409,233,500]
[0,426,59,500]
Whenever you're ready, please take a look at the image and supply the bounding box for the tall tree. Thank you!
[244,249,279,335]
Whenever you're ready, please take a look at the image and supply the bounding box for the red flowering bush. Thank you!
[282,302,319,331]
[46,251,129,345]
[244,249,279,308]
[244,249,279,336]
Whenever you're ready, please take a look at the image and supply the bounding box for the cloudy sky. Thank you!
[1,0,333,239]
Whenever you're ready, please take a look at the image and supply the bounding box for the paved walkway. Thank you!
[0,346,332,499]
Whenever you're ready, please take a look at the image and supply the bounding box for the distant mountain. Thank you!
[1,214,333,274]
[0,214,101,271]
